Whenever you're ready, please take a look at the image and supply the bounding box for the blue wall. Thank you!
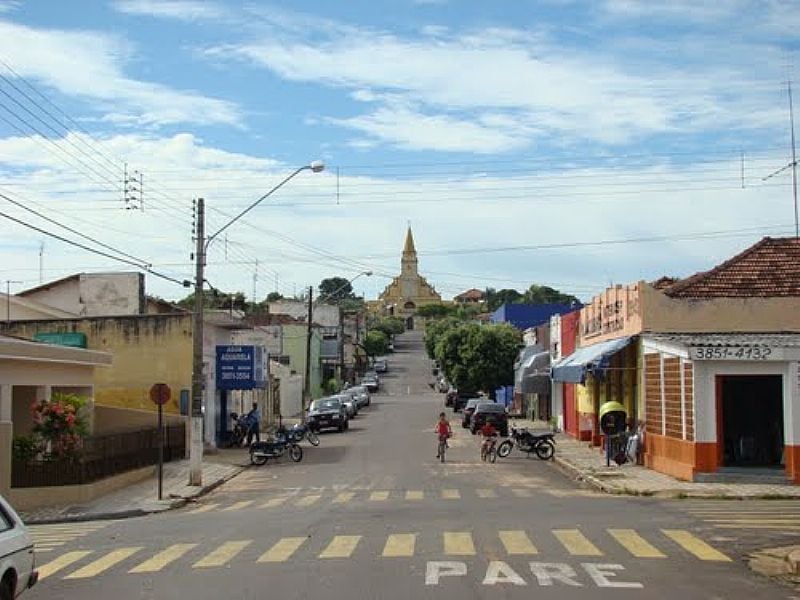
[490,303,580,331]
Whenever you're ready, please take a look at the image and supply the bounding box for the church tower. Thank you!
[401,226,418,278]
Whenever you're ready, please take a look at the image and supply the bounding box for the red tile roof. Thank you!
[664,237,800,298]
[455,288,485,300]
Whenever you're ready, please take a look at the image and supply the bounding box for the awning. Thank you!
[551,336,634,384]
[520,351,551,395]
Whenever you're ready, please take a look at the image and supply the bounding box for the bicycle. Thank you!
[480,436,497,463]
[437,434,449,463]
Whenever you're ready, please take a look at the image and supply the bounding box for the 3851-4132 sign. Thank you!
[690,345,777,361]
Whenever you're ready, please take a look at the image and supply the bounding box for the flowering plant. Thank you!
[30,392,89,459]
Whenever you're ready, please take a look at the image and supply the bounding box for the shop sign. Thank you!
[216,345,267,390]
[690,345,782,361]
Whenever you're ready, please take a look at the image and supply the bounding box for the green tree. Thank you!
[362,330,389,357]
[522,284,580,306]
[433,323,521,398]
[318,277,355,304]
[424,316,462,359]
[176,289,249,311]
[266,292,284,302]
[417,304,455,319]
[371,316,405,338]
[485,288,523,311]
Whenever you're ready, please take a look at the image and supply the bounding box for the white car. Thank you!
[0,495,38,600]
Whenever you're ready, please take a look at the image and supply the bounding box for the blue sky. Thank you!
[0,0,798,302]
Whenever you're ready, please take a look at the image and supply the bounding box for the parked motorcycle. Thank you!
[496,426,555,460]
[249,429,304,465]
[226,412,252,448]
[284,423,320,447]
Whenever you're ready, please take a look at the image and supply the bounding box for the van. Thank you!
[0,494,38,600]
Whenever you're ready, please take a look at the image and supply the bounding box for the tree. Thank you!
[485,288,523,312]
[423,316,462,359]
[371,316,405,338]
[176,289,248,311]
[522,284,580,306]
[318,277,355,304]
[417,304,455,319]
[266,292,283,302]
[433,323,521,397]
[362,330,389,357]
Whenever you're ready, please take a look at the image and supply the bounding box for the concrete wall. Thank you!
[5,314,192,415]
[21,273,144,317]
[282,324,322,399]
[93,405,187,434]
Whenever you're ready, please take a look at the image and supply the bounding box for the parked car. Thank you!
[452,391,481,412]
[470,402,509,437]
[387,342,394,352]
[334,392,358,417]
[362,371,380,392]
[350,385,371,408]
[0,494,38,600]
[307,397,349,433]
[445,389,457,407]
[374,358,388,373]
[462,398,492,429]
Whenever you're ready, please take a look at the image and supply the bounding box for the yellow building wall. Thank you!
[6,315,192,415]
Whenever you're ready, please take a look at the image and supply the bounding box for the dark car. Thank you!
[452,391,480,412]
[462,398,492,428]
[307,397,349,433]
[470,402,509,437]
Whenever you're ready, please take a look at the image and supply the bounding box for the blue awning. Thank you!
[551,336,634,384]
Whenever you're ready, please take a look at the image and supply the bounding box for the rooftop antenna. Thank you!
[762,81,799,238]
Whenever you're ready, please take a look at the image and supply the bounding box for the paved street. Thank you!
[24,332,794,599]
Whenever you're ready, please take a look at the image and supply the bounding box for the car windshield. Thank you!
[476,404,505,413]
[313,400,340,410]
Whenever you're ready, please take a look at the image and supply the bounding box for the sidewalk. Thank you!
[512,419,800,499]
[20,451,248,524]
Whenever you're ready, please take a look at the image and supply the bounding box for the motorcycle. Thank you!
[226,412,252,448]
[249,428,304,465]
[497,426,555,460]
[284,423,320,447]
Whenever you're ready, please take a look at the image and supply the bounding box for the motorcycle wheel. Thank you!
[307,430,320,446]
[497,440,513,458]
[250,450,268,466]
[289,444,304,462]
[535,440,555,460]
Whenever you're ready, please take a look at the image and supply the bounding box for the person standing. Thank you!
[245,402,261,446]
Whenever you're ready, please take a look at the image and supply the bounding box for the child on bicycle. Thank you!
[479,420,498,459]
[435,412,452,459]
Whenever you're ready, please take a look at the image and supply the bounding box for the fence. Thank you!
[11,424,186,488]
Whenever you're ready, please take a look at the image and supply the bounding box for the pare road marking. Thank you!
[424,561,644,588]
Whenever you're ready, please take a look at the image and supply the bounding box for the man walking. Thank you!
[245,402,261,446]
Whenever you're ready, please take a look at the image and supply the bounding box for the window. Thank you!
[0,506,14,533]
[276,355,291,365]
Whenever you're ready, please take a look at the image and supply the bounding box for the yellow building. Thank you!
[375,227,442,329]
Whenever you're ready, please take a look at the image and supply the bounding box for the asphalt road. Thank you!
[24,331,794,599]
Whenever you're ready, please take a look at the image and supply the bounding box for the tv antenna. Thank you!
[762,81,798,238]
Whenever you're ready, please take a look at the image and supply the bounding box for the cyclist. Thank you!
[479,420,498,461]
[435,412,452,460]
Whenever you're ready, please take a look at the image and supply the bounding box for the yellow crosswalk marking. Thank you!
[369,491,390,501]
[405,490,424,500]
[662,530,731,562]
[258,537,307,563]
[65,547,142,579]
[608,529,665,558]
[38,551,92,580]
[553,529,603,556]
[333,492,355,504]
[223,501,254,512]
[511,489,532,498]
[129,544,198,573]
[443,532,476,556]
[382,534,417,557]
[499,530,538,555]
[319,535,362,558]
[189,503,219,514]
[296,495,321,507]
[260,497,288,509]
[441,489,460,500]
[193,541,252,568]
[476,488,497,498]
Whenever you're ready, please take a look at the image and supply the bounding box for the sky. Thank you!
[0,0,798,303]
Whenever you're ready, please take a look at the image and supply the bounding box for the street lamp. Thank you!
[302,270,372,422]
[189,161,325,486]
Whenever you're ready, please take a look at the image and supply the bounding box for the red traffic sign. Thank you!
[149,383,172,406]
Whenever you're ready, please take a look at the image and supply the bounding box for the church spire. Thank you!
[403,226,417,256]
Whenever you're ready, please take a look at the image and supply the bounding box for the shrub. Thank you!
[31,392,89,459]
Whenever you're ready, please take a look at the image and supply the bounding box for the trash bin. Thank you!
[599,401,627,466]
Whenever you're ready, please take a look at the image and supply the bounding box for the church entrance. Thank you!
[406,316,414,330]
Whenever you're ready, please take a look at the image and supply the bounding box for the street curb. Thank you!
[23,465,247,525]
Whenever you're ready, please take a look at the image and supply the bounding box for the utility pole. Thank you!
[303,286,313,423]
[6,280,21,325]
[189,198,205,486]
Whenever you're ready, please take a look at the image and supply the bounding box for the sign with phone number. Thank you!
[690,346,777,361]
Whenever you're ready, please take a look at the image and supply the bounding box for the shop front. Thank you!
[643,334,800,483]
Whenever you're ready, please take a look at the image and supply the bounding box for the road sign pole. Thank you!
[158,401,164,500]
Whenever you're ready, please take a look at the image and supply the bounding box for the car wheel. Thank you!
[0,578,13,600]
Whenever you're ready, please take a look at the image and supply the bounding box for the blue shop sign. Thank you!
[216,345,267,390]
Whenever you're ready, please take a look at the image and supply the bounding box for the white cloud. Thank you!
[0,1,18,13]
[0,20,242,127]
[112,0,228,21]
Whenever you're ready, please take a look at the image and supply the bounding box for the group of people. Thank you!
[435,412,497,461]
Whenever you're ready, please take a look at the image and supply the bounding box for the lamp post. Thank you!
[189,161,325,486]
[302,271,372,422]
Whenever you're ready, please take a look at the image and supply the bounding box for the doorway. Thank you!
[720,375,783,468]
[405,316,414,330]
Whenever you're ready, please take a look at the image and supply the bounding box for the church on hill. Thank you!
[375,227,442,329]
